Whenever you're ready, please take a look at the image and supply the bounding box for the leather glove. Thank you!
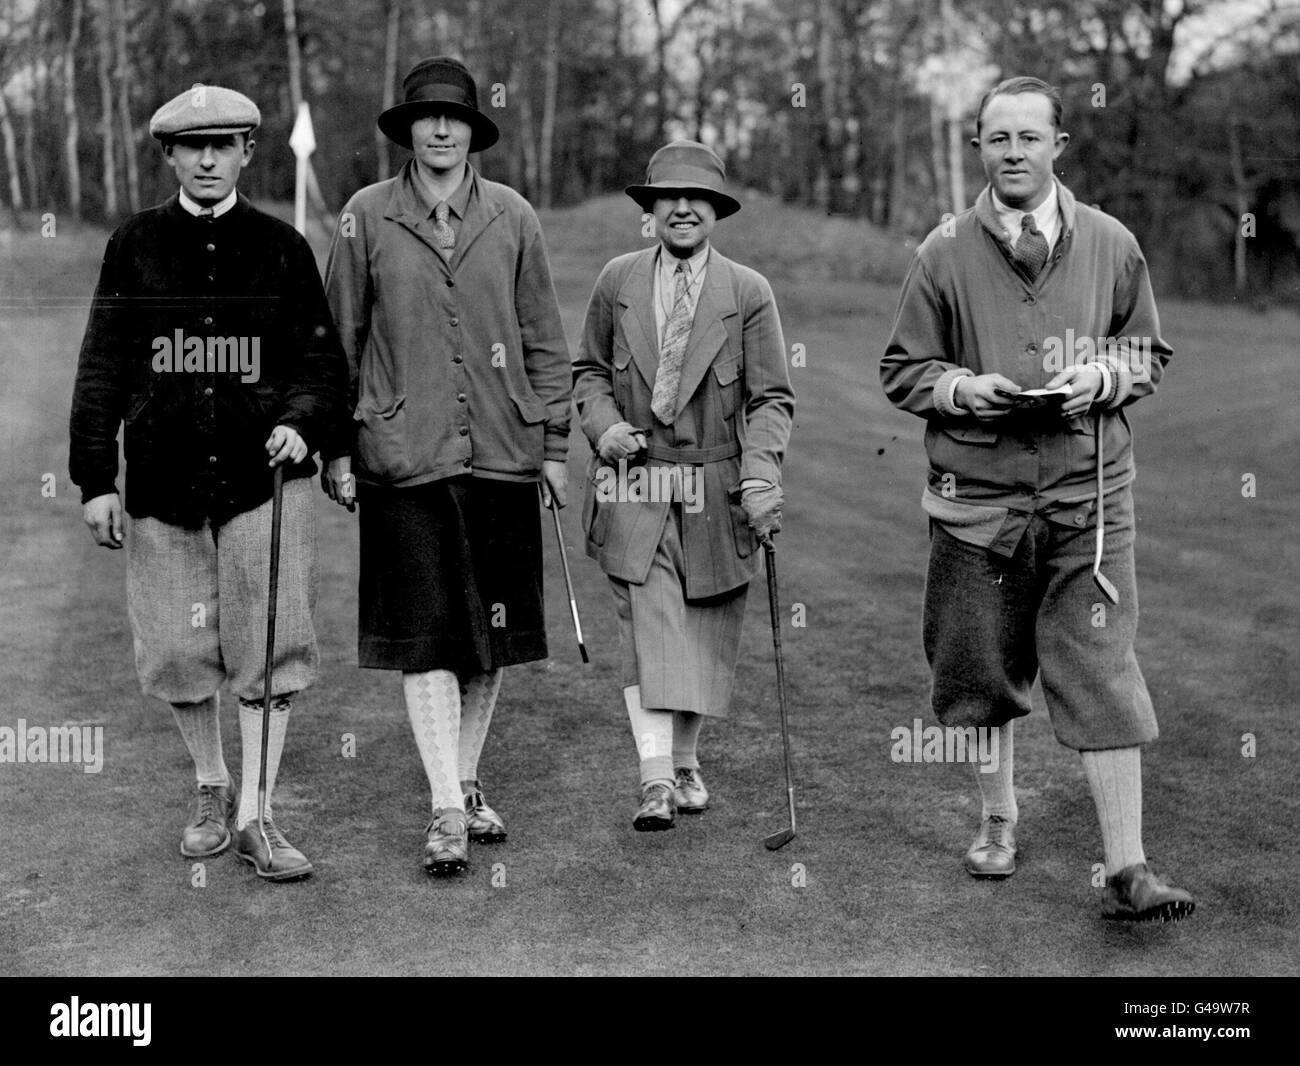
[741,484,783,541]
[596,422,648,465]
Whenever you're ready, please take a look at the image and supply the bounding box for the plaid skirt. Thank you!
[357,476,546,675]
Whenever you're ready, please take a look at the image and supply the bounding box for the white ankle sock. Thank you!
[623,685,673,785]
[1081,746,1146,875]
[975,722,1017,822]
[672,711,704,771]
[403,670,464,813]
[458,668,502,787]
[236,697,291,829]
[171,694,229,786]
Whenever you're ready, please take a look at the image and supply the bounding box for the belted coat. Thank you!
[573,246,795,599]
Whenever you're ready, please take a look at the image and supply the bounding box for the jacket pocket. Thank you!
[713,357,741,421]
[354,394,409,481]
[939,422,999,446]
[584,457,613,548]
[510,393,548,424]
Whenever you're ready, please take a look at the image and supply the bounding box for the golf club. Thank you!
[1092,410,1119,605]
[257,461,285,862]
[762,538,797,850]
[540,484,589,663]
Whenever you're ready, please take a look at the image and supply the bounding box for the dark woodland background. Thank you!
[2,0,1298,301]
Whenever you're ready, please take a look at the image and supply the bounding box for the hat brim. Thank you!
[156,125,257,141]
[625,183,741,219]
[377,101,499,152]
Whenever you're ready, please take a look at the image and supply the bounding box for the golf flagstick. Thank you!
[540,484,589,663]
[762,538,797,850]
[1092,410,1119,605]
[258,462,285,861]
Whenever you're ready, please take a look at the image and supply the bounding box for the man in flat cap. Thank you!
[321,57,572,876]
[69,84,349,881]
[573,141,795,831]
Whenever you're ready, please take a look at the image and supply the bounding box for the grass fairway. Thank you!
[0,196,1296,977]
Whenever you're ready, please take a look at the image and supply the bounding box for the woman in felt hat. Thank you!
[572,141,795,831]
[322,57,572,876]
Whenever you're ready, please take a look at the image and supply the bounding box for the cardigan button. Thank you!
[452,355,463,364]
[204,316,213,326]
[446,278,454,287]
[457,393,466,403]
[206,243,215,252]
[459,425,469,436]
[449,317,459,326]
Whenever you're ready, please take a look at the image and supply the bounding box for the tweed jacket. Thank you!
[573,245,795,598]
[323,162,570,486]
[68,193,348,528]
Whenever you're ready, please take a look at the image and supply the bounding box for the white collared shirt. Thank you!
[653,243,710,346]
[179,188,238,217]
[992,179,1061,251]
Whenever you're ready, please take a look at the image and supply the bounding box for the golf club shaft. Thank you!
[764,540,796,830]
[542,485,588,663]
[259,463,285,841]
[1094,410,1104,573]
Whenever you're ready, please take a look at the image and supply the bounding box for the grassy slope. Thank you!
[0,195,1296,976]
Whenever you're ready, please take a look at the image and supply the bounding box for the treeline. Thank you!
[2,0,1298,301]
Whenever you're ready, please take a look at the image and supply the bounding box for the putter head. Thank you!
[1092,568,1120,606]
[257,820,272,860]
[764,827,796,851]
[578,642,590,664]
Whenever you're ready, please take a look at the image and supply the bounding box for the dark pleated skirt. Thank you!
[357,476,546,674]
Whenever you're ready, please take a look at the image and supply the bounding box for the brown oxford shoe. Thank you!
[179,781,237,858]
[963,815,1017,878]
[672,767,709,813]
[233,818,314,882]
[1102,862,1195,923]
[424,808,469,876]
[633,781,676,832]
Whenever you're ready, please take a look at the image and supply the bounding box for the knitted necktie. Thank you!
[651,263,692,425]
[1015,214,1049,279]
[197,206,214,222]
[433,201,455,250]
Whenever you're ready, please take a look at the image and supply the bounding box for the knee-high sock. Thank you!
[236,696,291,829]
[1081,746,1146,875]
[623,685,674,786]
[403,670,463,813]
[171,693,229,787]
[973,722,1017,822]
[672,711,705,771]
[458,668,502,789]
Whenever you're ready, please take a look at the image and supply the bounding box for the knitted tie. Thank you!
[197,206,214,222]
[1014,214,1049,279]
[651,263,692,425]
[432,201,455,250]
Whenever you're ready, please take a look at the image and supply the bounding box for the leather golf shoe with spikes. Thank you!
[633,781,676,832]
[424,808,469,875]
[672,767,709,813]
[963,815,1017,878]
[462,784,507,844]
[233,818,314,882]
[1102,862,1195,923]
[180,781,237,858]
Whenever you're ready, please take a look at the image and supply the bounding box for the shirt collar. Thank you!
[179,188,238,218]
[992,179,1058,236]
[658,241,710,286]
[411,163,475,220]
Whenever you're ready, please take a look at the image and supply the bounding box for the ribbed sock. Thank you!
[975,722,1017,822]
[1081,746,1146,876]
[623,685,673,786]
[403,670,464,814]
[171,693,230,786]
[672,711,705,771]
[458,668,502,788]
[235,696,291,829]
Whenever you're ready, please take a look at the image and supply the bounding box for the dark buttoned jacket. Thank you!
[69,193,348,527]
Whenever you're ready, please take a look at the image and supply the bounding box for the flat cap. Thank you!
[149,84,260,140]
